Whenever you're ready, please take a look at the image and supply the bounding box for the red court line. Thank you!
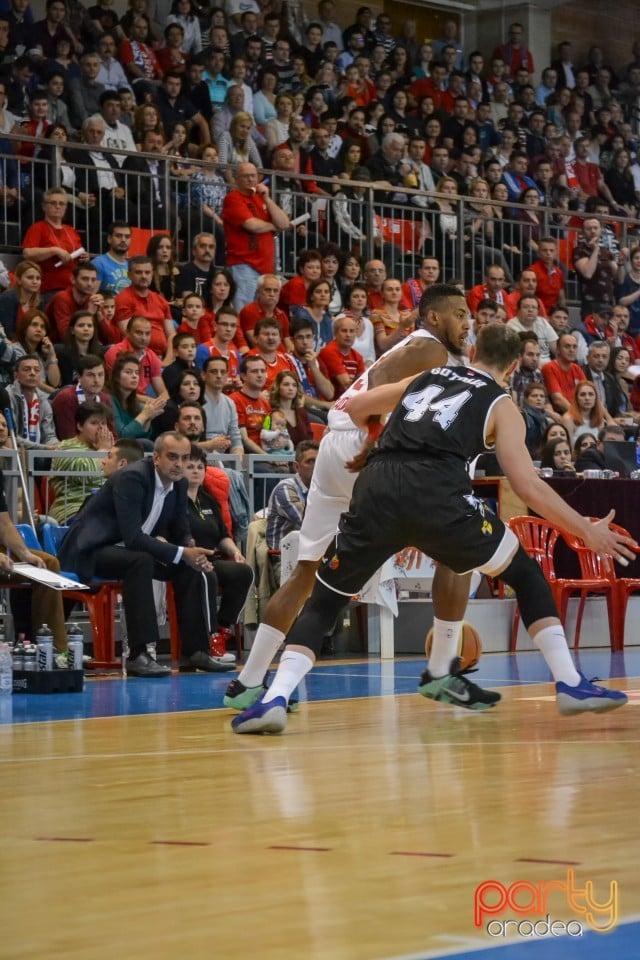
[516,857,582,866]
[391,851,454,858]
[269,845,331,852]
[151,840,212,847]
[35,837,95,843]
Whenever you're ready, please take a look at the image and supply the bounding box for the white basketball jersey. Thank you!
[328,329,445,431]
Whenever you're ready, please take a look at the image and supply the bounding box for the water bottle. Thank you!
[66,622,84,672]
[36,623,54,672]
[0,641,12,695]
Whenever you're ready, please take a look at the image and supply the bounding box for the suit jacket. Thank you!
[66,148,125,198]
[121,152,171,228]
[59,458,191,579]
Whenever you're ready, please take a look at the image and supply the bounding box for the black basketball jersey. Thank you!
[378,365,510,464]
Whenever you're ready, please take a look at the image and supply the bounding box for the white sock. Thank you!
[532,625,581,685]
[238,624,285,687]
[428,618,463,677]
[263,650,314,704]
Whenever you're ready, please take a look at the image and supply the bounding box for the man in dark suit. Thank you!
[122,128,177,231]
[66,115,128,254]
[59,432,234,676]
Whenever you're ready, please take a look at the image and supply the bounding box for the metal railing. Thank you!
[3,131,640,304]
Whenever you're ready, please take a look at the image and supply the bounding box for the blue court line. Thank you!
[387,914,640,960]
[1,649,638,725]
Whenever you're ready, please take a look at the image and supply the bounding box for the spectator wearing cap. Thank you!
[579,302,617,346]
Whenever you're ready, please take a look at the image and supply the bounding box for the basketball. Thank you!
[425,621,482,671]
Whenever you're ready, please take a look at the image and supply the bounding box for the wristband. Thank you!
[367,419,383,441]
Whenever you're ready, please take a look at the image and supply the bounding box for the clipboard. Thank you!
[10,563,89,591]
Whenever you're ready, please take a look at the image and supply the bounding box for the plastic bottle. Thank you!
[66,622,84,671]
[36,623,54,672]
[0,641,12,695]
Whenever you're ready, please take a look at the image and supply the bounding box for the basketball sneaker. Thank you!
[556,675,628,715]
[231,695,288,734]
[418,658,501,711]
[223,676,267,711]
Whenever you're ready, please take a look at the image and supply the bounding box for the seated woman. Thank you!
[107,352,166,442]
[147,233,181,315]
[0,260,42,341]
[12,309,61,393]
[56,309,104,386]
[187,143,227,259]
[151,367,203,436]
[217,111,262,181]
[540,435,577,475]
[561,381,613,443]
[521,382,554,460]
[184,443,253,660]
[289,279,334,353]
[371,277,414,355]
[337,281,375,367]
[269,370,312,448]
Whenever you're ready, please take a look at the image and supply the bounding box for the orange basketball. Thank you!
[425,621,482,671]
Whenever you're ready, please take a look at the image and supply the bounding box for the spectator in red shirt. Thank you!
[239,274,290,349]
[229,354,272,453]
[176,293,214,344]
[278,251,322,319]
[401,257,440,311]
[467,264,508,316]
[541,332,586,414]
[196,306,242,389]
[247,318,294,389]
[221,162,290,312]
[104,315,166,396]
[52,354,113,439]
[46,263,104,342]
[22,188,89,297]
[528,238,566,314]
[114,256,175,358]
[363,259,387,312]
[318,316,365,398]
[569,137,616,207]
[504,270,548,319]
[492,22,535,82]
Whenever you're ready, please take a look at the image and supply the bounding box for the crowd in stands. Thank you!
[0,7,639,516]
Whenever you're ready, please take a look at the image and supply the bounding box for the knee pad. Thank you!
[285,580,350,656]
[498,545,558,628]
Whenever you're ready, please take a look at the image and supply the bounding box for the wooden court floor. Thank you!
[1,660,639,960]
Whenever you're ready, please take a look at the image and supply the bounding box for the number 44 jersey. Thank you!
[378,364,510,465]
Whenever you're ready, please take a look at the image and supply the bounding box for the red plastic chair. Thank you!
[608,522,640,647]
[564,520,640,650]
[505,517,561,650]
[505,516,615,650]
[551,521,617,650]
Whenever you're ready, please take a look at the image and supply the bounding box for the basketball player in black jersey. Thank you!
[233,310,635,733]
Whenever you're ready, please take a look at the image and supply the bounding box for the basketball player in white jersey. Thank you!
[224,284,472,712]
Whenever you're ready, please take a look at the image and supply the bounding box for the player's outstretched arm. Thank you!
[345,375,415,428]
[367,338,448,388]
[492,399,638,563]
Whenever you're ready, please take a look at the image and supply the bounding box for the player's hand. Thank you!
[585,510,638,566]
[395,547,422,570]
[345,435,376,473]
